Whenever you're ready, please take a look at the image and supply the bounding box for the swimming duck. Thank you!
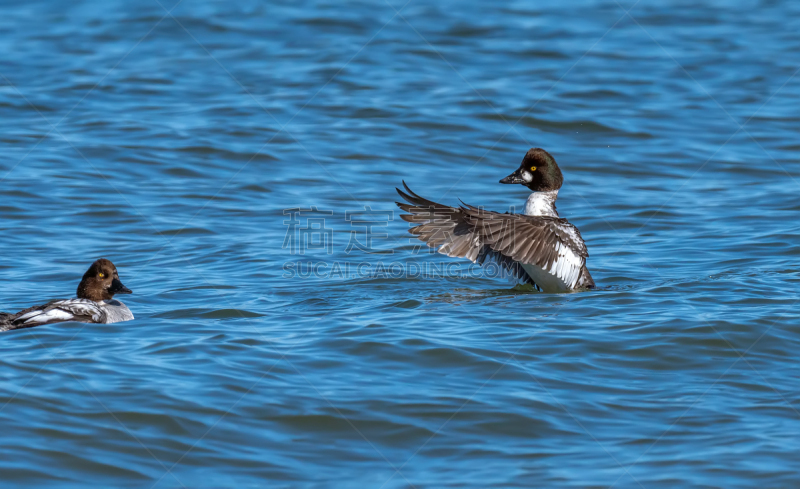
[396,148,595,292]
[0,258,134,332]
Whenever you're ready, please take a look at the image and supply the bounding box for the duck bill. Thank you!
[500,169,524,184]
[109,278,132,295]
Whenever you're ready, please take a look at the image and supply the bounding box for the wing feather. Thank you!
[5,299,106,330]
[396,184,589,289]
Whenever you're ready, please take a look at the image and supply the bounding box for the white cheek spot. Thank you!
[522,171,532,182]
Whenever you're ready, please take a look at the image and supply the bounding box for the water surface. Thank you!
[1,1,799,487]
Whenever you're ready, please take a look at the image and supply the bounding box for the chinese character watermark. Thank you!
[282,207,333,255]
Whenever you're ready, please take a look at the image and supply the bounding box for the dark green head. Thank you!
[499,148,564,192]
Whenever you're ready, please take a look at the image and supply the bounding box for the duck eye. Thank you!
[98,272,105,278]
[530,166,537,171]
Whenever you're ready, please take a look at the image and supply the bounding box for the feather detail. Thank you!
[396,183,592,292]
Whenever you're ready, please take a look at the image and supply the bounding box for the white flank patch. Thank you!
[523,240,584,292]
[21,309,74,325]
[522,262,569,293]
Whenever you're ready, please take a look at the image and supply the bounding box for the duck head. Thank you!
[76,258,132,302]
[499,148,564,192]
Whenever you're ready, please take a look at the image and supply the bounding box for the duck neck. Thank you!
[524,190,559,217]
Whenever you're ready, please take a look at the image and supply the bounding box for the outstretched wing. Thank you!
[396,182,588,288]
[396,182,482,260]
[3,299,105,331]
[461,205,588,288]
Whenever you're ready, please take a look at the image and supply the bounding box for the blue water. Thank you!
[1,0,800,487]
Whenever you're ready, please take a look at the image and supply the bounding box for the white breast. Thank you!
[101,300,135,323]
[524,190,559,217]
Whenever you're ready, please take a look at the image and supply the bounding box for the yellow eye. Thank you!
[98,272,104,278]
[530,166,537,171]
